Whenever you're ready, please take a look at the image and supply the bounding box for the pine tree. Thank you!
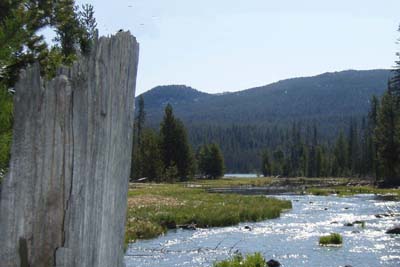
[375,89,400,186]
[207,143,225,179]
[130,95,146,180]
[0,1,92,87]
[139,129,163,182]
[333,131,348,176]
[78,4,97,54]
[159,104,195,181]
[368,95,380,179]
[261,150,272,177]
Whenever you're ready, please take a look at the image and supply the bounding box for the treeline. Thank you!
[261,74,400,186]
[188,122,341,173]
[260,118,376,178]
[0,1,97,172]
[130,97,225,182]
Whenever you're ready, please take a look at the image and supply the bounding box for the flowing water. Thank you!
[125,194,400,267]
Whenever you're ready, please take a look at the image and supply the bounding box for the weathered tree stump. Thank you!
[0,32,139,267]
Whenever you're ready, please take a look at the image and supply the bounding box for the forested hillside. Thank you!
[139,69,391,172]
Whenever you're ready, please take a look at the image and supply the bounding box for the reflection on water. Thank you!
[224,174,259,178]
[125,195,400,267]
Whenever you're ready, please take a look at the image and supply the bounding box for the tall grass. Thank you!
[125,184,291,242]
[213,253,267,267]
[319,233,343,246]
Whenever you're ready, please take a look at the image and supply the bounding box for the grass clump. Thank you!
[213,253,267,267]
[319,233,343,246]
[125,183,291,243]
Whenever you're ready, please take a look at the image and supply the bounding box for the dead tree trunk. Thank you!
[0,32,139,267]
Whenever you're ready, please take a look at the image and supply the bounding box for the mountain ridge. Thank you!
[137,69,392,172]
[138,69,391,126]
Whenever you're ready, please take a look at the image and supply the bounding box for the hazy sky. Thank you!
[76,0,400,95]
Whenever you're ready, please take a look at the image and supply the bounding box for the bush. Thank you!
[214,253,266,267]
[319,233,343,245]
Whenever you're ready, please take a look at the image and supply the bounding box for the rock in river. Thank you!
[386,226,400,234]
[267,259,281,267]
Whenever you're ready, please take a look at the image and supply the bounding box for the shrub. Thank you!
[319,233,343,246]
[214,253,266,267]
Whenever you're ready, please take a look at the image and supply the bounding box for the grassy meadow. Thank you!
[125,182,291,243]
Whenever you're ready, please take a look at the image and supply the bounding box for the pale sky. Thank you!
[75,0,400,95]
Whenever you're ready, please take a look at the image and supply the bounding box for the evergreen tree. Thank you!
[333,131,348,176]
[261,150,272,177]
[130,95,146,180]
[206,144,225,179]
[0,1,93,87]
[368,95,380,179]
[347,119,360,175]
[78,4,97,54]
[159,104,194,181]
[139,129,163,182]
[375,90,400,186]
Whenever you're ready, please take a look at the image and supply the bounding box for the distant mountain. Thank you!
[139,69,391,126]
[138,69,392,172]
[139,85,211,109]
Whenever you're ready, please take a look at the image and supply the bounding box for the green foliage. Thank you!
[374,90,400,186]
[197,143,225,179]
[261,150,272,177]
[160,104,195,180]
[0,83,13,170]
[78,4,97,54]
[213,253,266,267]
[137,129,164,181]
[0,1,96,87]
[139,70,390,172]
[125,184,291,241]
[131,96,146,180]
[319,233,343,245]
[130,99,199,182]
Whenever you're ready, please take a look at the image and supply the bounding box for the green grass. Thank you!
[125,183,291,243]
[319,233,343,246]
[213,253,267,267]
[307,186,400,197]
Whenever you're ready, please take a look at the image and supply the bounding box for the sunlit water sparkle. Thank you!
[125,194,400,267]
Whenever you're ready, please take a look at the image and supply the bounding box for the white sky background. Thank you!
[75,0,400,95]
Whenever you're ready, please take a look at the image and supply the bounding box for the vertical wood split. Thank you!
[0,32,139,267]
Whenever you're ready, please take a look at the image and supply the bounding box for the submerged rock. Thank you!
[386,226,400,234]
[267,259,281,267]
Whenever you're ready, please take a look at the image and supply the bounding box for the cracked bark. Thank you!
[0,32,139,267]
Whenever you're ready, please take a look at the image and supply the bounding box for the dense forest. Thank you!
[138,70,391,173]
[136,48,400,186]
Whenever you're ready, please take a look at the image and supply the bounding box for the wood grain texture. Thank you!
[0,32,139,267]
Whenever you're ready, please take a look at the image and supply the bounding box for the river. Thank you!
[125,194,400,267]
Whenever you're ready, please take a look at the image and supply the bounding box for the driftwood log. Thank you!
[0,32,139,267]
